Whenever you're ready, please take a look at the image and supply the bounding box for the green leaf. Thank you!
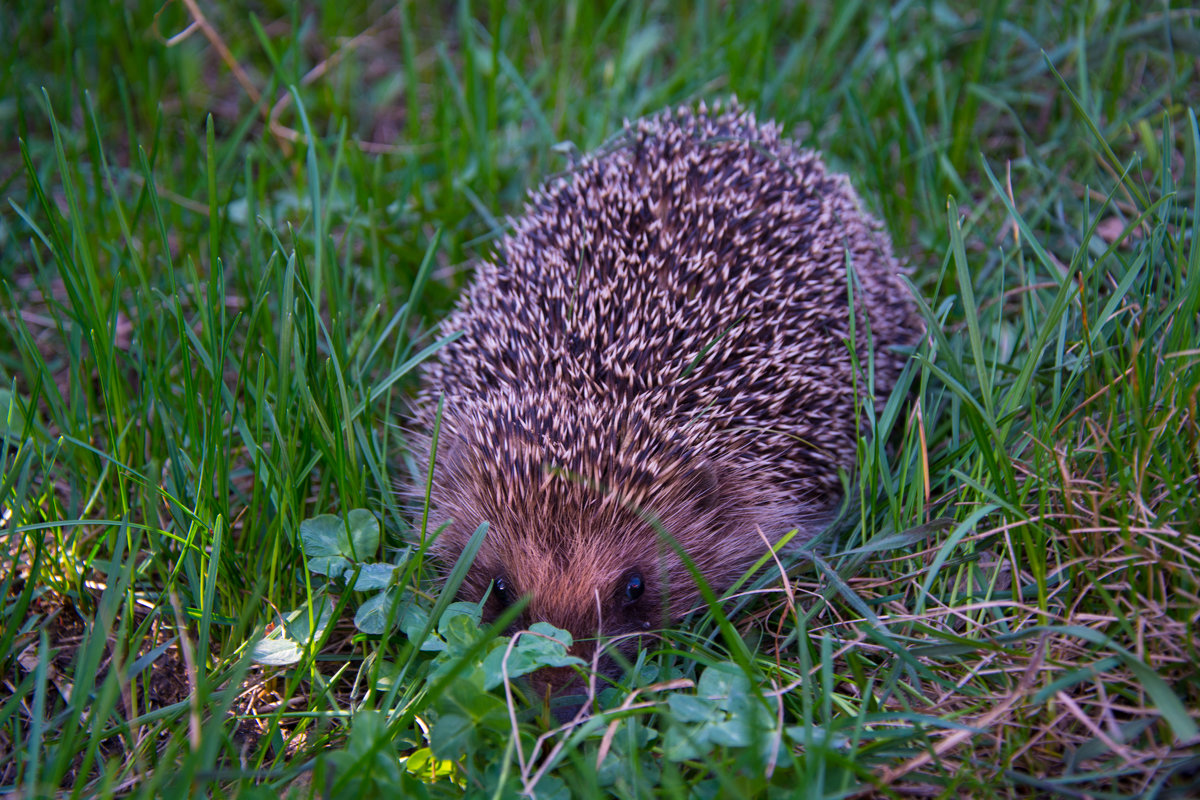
[695,661,744,698]
[399,604,444,652]
[299,514,349,558]
[299,514,354,576]
[344,562,399,592]
[480,622,586,690]
[345,508,381,561]
[326,710,408,794]
[440,610,484,652]
[354,588,400,636]
[402,746,463,788]
[429,712,477,759]
[309,554,352,578]
[663,662,774,762]
[247,637,306,667]
[528,774,570,800]
[438,601,483,637]
[428,666,513,758]
[299,510,381,573]
[249,597,334,665]
[667,694,714,724]
[283,596,335,642]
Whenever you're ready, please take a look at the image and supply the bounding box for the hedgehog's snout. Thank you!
[480,556,661,705]
[525,624,648,721]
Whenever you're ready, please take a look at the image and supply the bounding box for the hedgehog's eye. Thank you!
[493,576,513,607]
[623,572,645,603]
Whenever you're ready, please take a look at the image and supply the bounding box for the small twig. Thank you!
[168,588,202,750]
[164,1,416,155]
[1056,690,1136,765]
[171,0,262,104]
[1005,160,1019,248]
[594,679,693,768]
[868,633,1047,790]
[753,526,795,778]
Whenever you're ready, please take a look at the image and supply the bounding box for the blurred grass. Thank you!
[2,1,1199,797]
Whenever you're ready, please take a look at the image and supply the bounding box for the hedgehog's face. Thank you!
[481,555,663,656]
[454,509,676,672]
[484,562,659,704]
[426,435,700,691]
[424,406,808,702]
[429,466,751,695]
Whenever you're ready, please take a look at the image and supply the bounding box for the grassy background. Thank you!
[2,1,1199,797]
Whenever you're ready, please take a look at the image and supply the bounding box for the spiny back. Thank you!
[418,102,919,504]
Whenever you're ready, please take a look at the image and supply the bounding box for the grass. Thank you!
[2,1,1198,797]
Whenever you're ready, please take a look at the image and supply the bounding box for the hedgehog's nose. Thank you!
[529,665,590,722]
[539,665,580,692]
[550,693,589,723]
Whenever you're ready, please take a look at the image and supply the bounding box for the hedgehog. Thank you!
[412,101,920,694]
